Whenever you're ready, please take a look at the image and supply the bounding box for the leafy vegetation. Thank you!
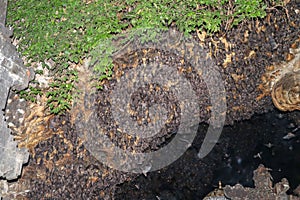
[7,0,268,114]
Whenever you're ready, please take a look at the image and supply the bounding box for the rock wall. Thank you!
[0,0,8,25]
[0,0,32,182]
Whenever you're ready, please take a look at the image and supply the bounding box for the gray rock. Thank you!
[0,112,29,180]
[0,24,13,40]
[0,0,13,41]
[0,34,34,91]
[0,4,33,181]
[0,0,8,25]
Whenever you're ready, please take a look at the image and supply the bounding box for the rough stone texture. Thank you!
[204,165,300,200]
[0,23,13,41]
[0,0,8,25]
[223,165,300,200]
[0,111,29,180]
[0,0,13,41]
[0,1,32,183]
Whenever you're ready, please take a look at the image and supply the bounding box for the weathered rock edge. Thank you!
[0,0,32,184]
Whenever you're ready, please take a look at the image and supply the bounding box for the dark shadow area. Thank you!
[115,110,300,199]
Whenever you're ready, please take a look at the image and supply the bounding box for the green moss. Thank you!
[7,0,268,114]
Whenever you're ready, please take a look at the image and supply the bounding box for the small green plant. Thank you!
[7,0,269,114]
[46,69,78,114]
[18,85,42,103]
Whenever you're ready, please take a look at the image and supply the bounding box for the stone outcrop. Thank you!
[0,0,33,182]
[204,165,300,200]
